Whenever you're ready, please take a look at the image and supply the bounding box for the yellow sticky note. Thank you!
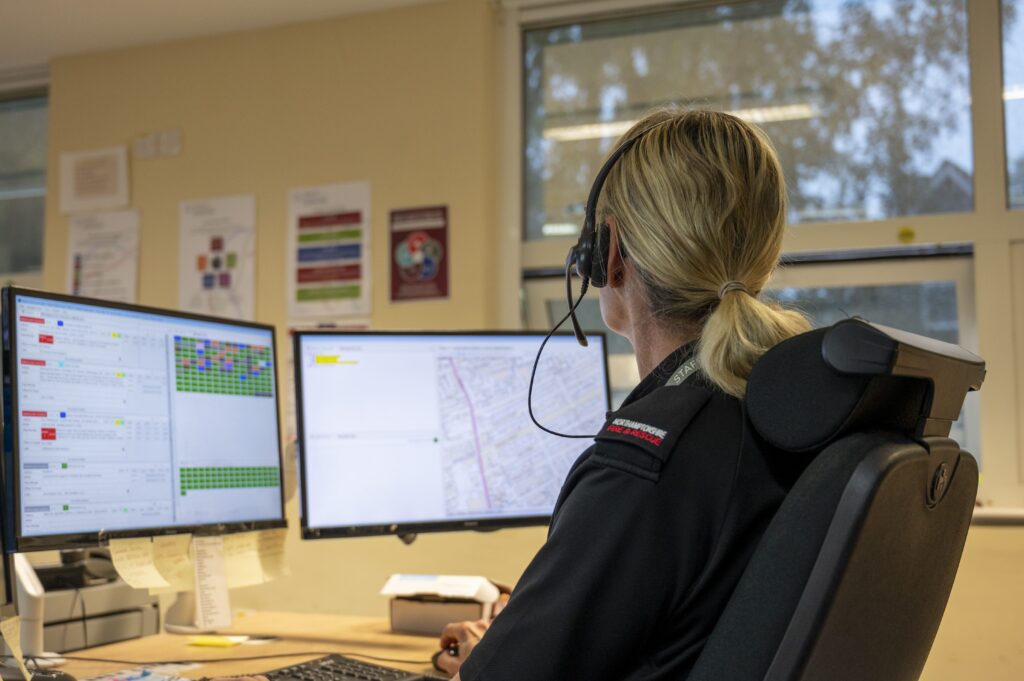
[223,531,265,588]
[188,635,248,647]
[110,537,170,590]
[0,616,31,681]
[257,527,291,580]
[152,533,194,593]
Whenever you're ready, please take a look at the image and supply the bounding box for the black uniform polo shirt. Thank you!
[459,343,809,681]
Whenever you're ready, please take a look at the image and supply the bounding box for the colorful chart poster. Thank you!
[179,195,256,320]
[389,205,449,302]
[287,182,371,318]
[67,209,139,303]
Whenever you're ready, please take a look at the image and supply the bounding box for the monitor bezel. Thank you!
[293,329,611,540]
[3,286,288,552]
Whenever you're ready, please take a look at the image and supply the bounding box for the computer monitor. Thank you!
[295,331,610,539]
[2,287,286,551]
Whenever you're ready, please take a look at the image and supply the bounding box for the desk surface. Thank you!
[60,611,440,679]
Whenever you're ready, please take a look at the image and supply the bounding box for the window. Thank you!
[1005,0,1024,209]
[766,256,979,458]
[0,94,47,275]
[525,256,978,456]
[523,0,974,240]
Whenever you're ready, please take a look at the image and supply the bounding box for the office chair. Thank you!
[686,318,985,681]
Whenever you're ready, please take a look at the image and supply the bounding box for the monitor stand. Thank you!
[12,555,65,668]
[163,592,223,635]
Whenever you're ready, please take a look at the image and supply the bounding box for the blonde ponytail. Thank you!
[699,289,810,397]
[601,109,810,397]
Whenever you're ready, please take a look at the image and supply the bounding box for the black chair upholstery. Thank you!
[686,318,984,681]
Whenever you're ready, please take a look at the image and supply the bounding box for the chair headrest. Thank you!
[746,319,985,453]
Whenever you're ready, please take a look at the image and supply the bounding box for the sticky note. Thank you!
[152,534,195,594]
[193,536,231,630]
[223,532,265,589]
[110,537,170,590]
[188,635,248,647]
[0,616,31,681]
[258,528,291,580]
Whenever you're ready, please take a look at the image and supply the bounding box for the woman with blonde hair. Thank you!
[438,109,812,680]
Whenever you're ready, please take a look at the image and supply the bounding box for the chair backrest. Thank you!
[686,319,984,681]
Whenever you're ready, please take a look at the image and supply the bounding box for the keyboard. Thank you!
[264,654,446,681]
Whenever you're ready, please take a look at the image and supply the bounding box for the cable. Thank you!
[79,587,89,650]
[16,650,434,666]
[526,265,598,439]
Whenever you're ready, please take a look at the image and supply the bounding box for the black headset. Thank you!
[527,130,650,438]
[564,133,645,346]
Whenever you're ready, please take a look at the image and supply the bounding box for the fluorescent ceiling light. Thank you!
[544,103,818,142]
[1005,85,1024,101]
[542,222,580,236]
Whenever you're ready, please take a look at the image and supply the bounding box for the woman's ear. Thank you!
[605,215,626,288]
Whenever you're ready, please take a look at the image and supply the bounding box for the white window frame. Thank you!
[497,0,1024,509]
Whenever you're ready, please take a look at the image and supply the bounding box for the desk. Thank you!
[59,611,440,679]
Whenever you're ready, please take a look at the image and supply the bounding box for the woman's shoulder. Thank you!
[585,381,725,484]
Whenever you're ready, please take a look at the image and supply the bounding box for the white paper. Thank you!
[192,536,232,630]
[1,616,31,681]
[380,574,499,602]
[59,146,129,213]
[179,195,256,320]
[109,537,170,590]
[67,209,139,302]
[286,182,371,318]
[223,531,265,589]
[151,533,195,594]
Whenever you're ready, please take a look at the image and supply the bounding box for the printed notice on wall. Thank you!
[67,209,139,303]
[179,195,256,320]
[390,205,449,302]
[287,182,371,318]
[59,146,130,214]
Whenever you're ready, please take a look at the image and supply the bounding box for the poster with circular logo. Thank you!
[390,205,449,301]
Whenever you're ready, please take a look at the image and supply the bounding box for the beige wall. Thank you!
[42,0,553,618]
[39,0,1023,677]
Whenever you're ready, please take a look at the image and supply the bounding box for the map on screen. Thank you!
[297,333,609,532]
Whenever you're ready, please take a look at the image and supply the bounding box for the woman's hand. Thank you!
[435,619,490,677]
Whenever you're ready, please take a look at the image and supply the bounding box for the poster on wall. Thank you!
[179,195,256,320]
[286,182,371,319]
[389,205,449,302]
[59,146,130,214]
[66,209,140,303]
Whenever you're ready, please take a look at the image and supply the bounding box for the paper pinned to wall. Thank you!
[152,533,195,594]
[257,527,291,580]
[59,146,130,214]
[67,209,140,303]
[109,537,170,590]
[0,616,31,681]
[287,182,371,319]
[223,531,265,589]
[179,195,256,320]
[193,536,232,630]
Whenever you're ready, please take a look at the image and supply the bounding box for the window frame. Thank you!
[497,0,1024,510]
[0,82,48,282]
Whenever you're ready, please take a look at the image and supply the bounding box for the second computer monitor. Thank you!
[295,332,610,538]
[4,288,286,551]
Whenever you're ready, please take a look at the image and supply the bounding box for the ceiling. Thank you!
[0,0,440,75]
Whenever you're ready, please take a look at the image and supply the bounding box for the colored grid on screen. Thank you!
[174,336,273,396]
[179,466,281,496]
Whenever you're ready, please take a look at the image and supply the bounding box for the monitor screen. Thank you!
[4,289,285,550]
[295,332,610,538]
